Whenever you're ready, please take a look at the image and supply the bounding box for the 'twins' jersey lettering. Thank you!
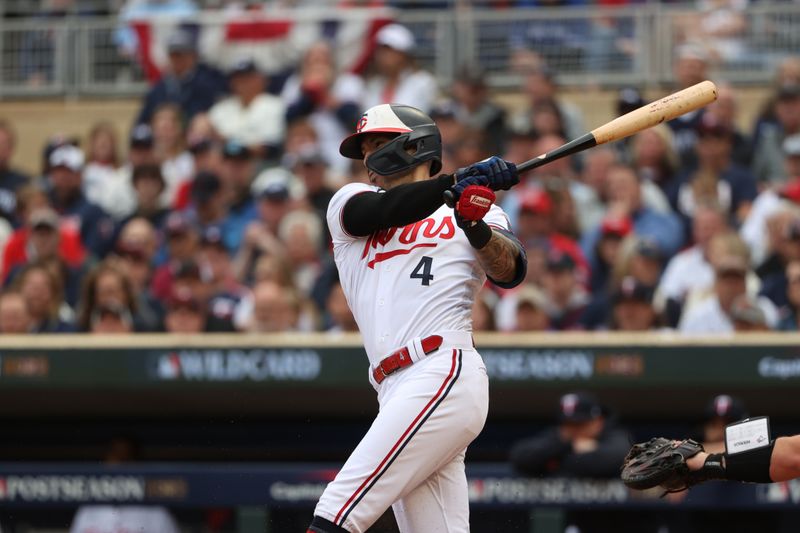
[362,216,456,268]
[327,182,512,364]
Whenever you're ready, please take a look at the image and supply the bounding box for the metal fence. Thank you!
[0,4,798,99]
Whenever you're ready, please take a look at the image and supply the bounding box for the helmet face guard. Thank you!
[365,125,442,177]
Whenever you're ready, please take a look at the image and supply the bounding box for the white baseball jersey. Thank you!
[327,181,511,365]
[313,181,511,533]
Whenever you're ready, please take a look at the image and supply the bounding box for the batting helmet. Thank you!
[339,103,442,177]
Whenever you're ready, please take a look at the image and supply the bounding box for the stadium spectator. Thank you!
[581,164,684,260]
[679,242,778,334]
[13,262,74,333]
[151,104,194,207]
[778,259,800,330]
[610,276,659,331]
[163,286,207,334]
[509,391,630,478]
[753,84,800,185]
[126,164,169,229]
[448,65,507,155]
[668,44,710,168]
[678,0,748,64]
[234,181,292,283]
[0,290,33,334]
[325,280,358,333]
[471,288,497,332]
[239,280,302,333]
[699,394,749,453]
[450,127,493,171]
[0,120,30,225]
[209,59,286,158]
[112,222,162,332]
[198,225,247,328]
[136,29,227,126]
[151,212,199,300]
[115,0,198,59]
[112,124,158,221]
[82,122,128,219]
[170,258,233,332]
[218,140,258,253]
[363,23,438,113]
[77,262,143,333]
[658,203,729,327]
[587,215,632,294]
[2,191,86,284]
[539,249,589,330]
[667,112,757,230]
[757,217,800,310]
[188,171,226,228]
[510,65,584,144]
[513,284,551,332]
[752,56,800,151]
[46,145,116,258]
[282,41,364,174]
[284,144,335,231]
[706,83,752,167]
[185,113,222,175]
[630,124,680,196]
[278,210,324,296]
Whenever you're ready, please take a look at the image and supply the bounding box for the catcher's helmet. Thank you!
[339,103,442,177]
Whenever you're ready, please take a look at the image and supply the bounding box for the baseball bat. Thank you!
[443,79,718,207]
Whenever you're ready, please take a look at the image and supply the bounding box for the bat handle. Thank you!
[443,189,456,208]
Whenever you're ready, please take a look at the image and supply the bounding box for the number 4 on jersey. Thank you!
[410,256,434,286]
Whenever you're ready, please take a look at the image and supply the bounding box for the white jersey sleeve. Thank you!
[483,204,513,232]
[326,182,380,244]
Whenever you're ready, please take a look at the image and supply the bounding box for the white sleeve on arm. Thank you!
[483,204,513,232]
[326,182,379,244]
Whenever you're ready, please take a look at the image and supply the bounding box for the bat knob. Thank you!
[443,189,456,208]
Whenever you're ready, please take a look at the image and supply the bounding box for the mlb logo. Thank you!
[157,353,181,380]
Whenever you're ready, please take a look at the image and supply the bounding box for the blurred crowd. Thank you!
[1,18,800,337]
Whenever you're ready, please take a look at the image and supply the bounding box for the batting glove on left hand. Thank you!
[454,156,519,192]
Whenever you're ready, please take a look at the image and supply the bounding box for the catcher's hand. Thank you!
[620,438,705,494]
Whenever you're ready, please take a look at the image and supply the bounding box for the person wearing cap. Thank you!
[46,144,117,259]
[218,139,259,253]
[588,215,632,294]
[540,248,590,330]
[136,28,227,126]
[150,212,199,301]
[209,58,285,157]
[363,23,438,114]
[658,203,729,327]
[448,65,507,155]
[0,120,30,225]
[611,276,659,331]
[679,238,778,334]
[198,225,248,328]
[188,170,227,228]
[509,391,630,479]
[778,259,800,330]
[667,112,757,232]
[285,144,335,219]
[752,83,800,184]
[753,214,800,311]
[281,41,365,175]
[513,283,551,331]
[698,394,750,453]
[163,286,208,334]
[668,44,710,169]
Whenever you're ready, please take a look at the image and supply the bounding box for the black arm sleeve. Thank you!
[342,174,453,237]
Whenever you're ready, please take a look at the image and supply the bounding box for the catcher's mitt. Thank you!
[620,437,705,494]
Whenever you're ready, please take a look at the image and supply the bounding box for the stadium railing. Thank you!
[0,4,798,98]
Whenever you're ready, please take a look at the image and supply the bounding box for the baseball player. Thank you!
[307,103,526,533]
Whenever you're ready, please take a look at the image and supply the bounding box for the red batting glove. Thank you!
[455,185,496,222]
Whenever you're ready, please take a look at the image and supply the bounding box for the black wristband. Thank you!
[462,220,492,249]
[724,440,775,483]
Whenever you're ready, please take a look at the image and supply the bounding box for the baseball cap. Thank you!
[200,225,226,249]
[375,23,415,53]
[166,30,196,53]
[167,287,202,312]
[779,179,800,204]
[29,207,60,231]
[164,212,193,237]
[634,239,662,260]
[516,284,548,311]
[519,189,553,216]
[612,276,655,305]
[191,171,222,204]
[228,58,259,77]
[601,216,633,238]
[129,124,154,148]
[49,145,84,172]
[545,249,576,272]
[222,139,252,160]
[259,181,290,202]
[704,394,748,422]
[557,392,605,423]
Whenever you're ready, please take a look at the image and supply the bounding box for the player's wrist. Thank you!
[460,219,492,249]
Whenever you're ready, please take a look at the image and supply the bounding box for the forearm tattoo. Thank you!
[475,229,519,283]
